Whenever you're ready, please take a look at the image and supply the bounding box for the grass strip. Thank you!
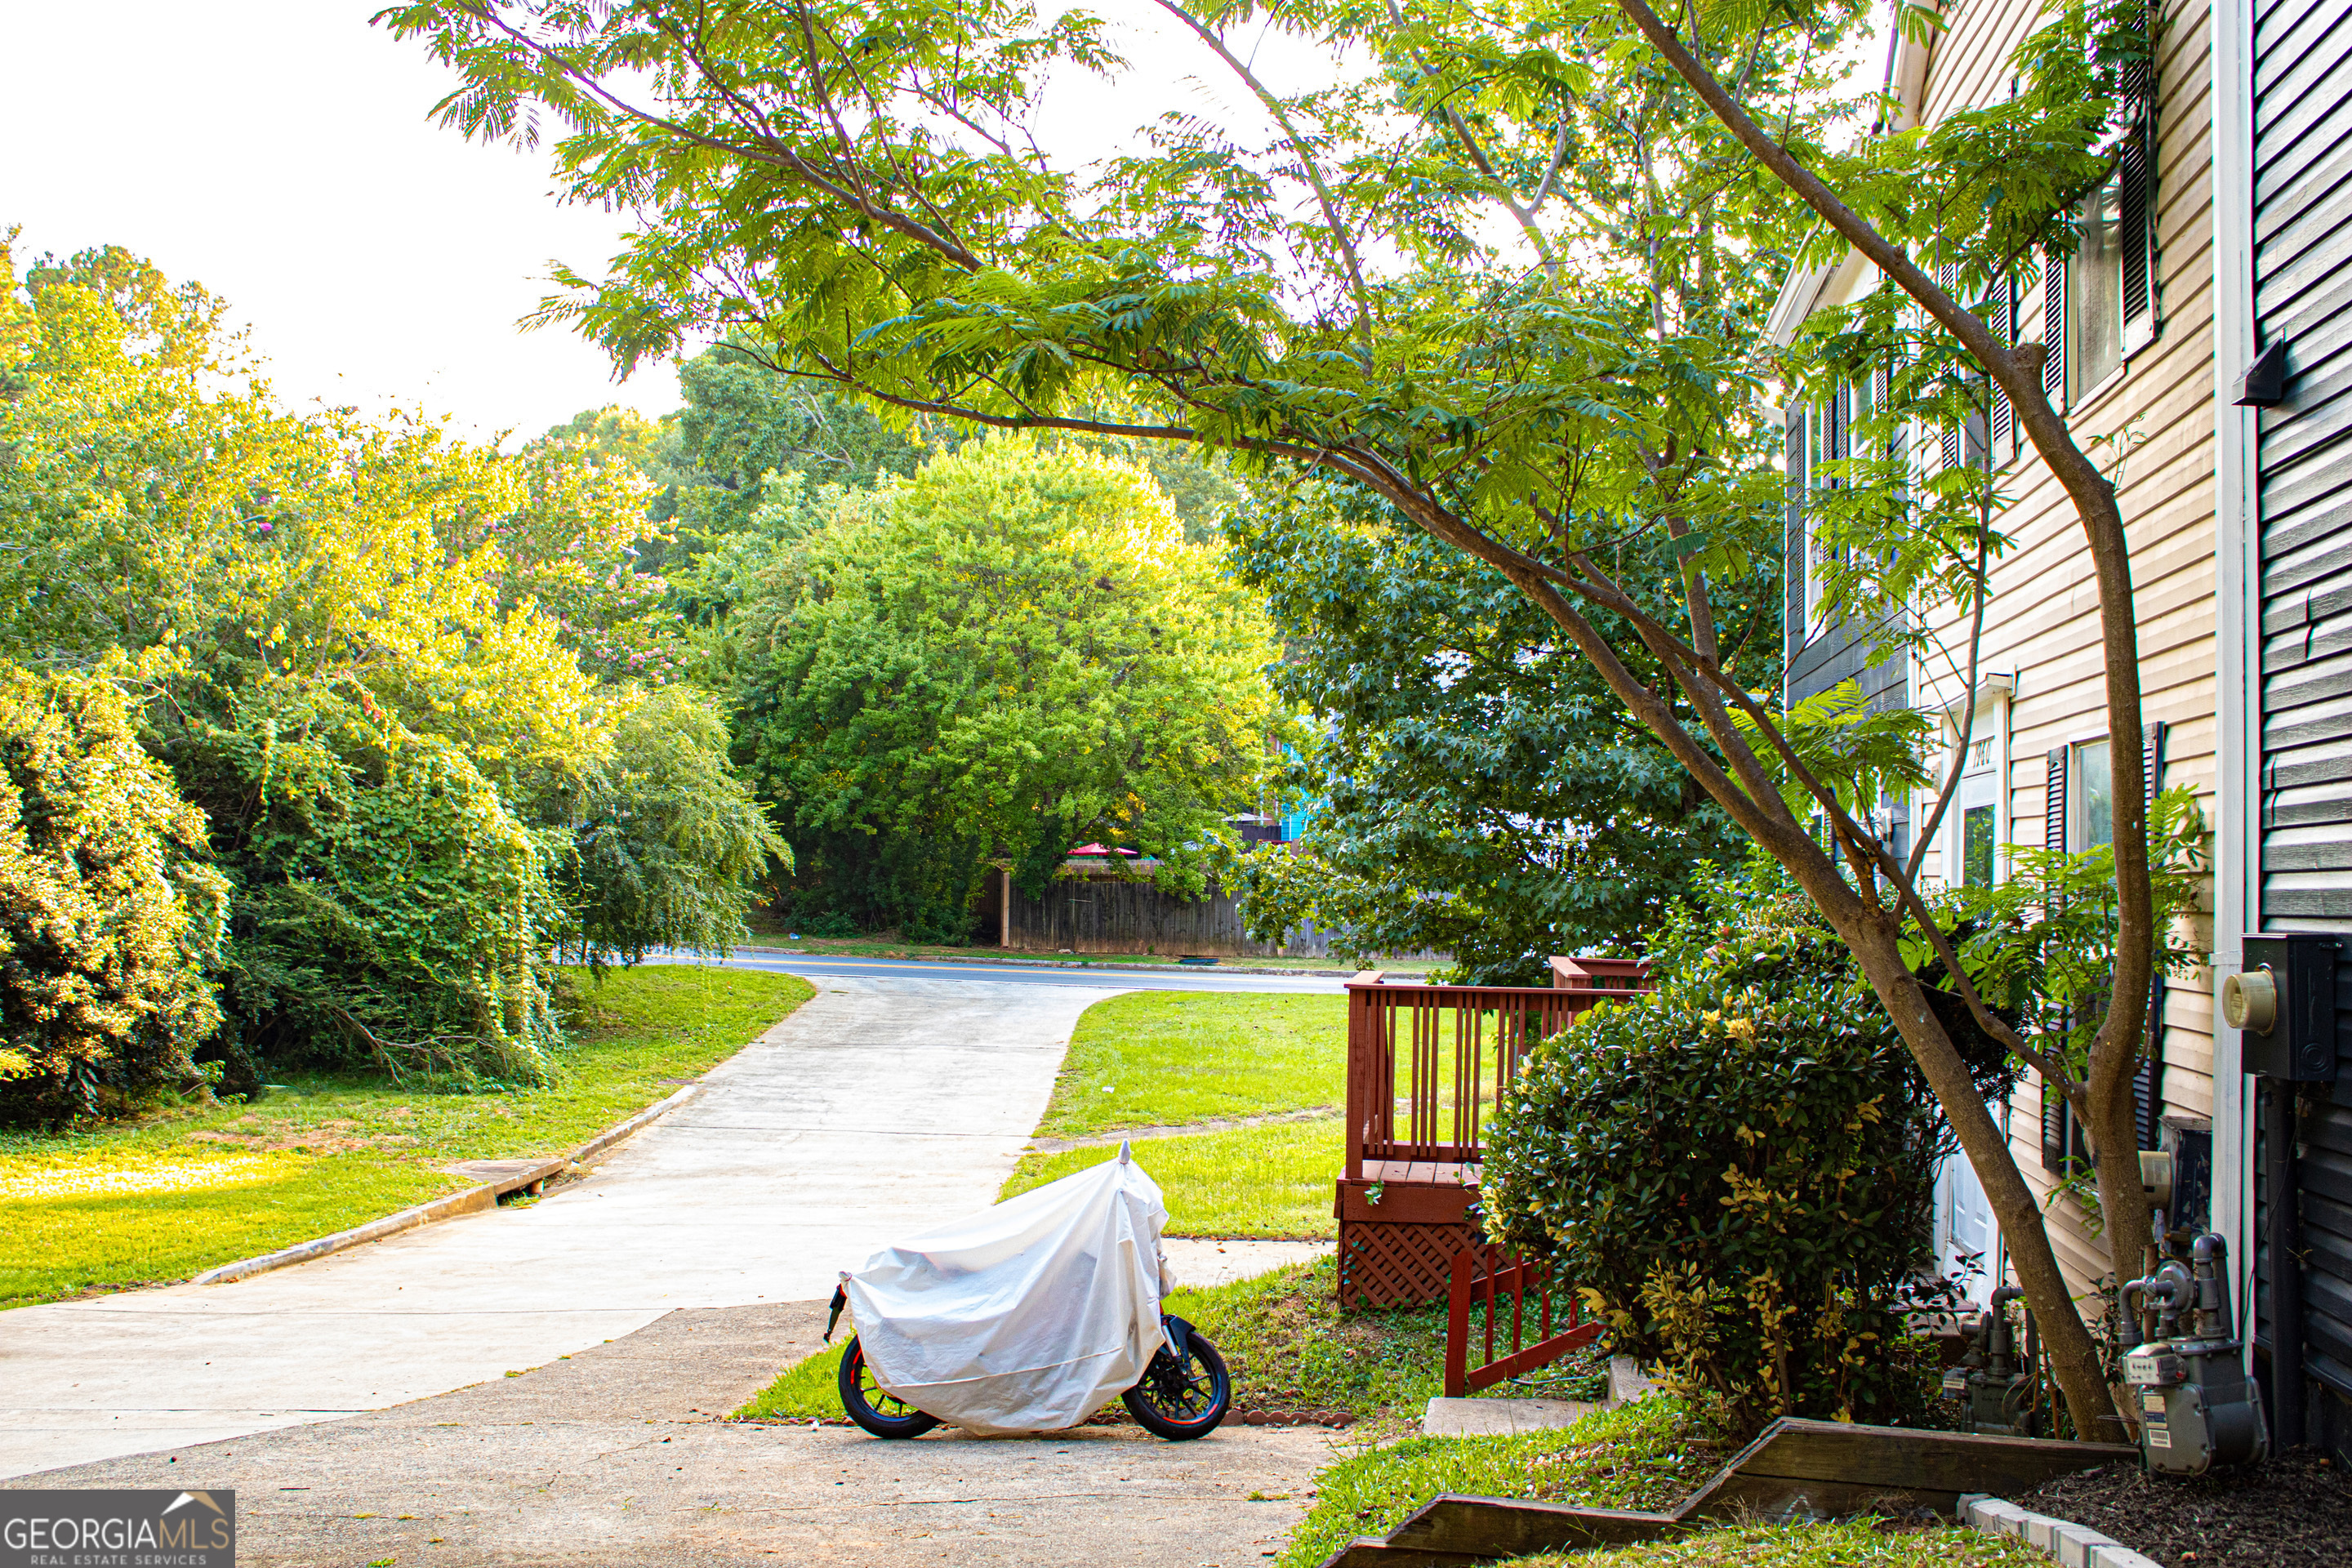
[1001,1120,1343,1237]
[737,1339,850,1422]
[1032,992,1348,1138]
[0,966,813,1307]
[1509,1523,2050,1566]
[1277,1401,1720,1567]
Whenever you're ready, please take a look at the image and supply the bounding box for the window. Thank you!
[1802,383,1851,631]
[2074,738,2114,849]
[1962,804,1996,886]
[2043,110,2158,413]
[2069,171,2126,401]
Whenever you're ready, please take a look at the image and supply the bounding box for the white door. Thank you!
[1933,1146,2001,1304]
[1931,764,2003,1302]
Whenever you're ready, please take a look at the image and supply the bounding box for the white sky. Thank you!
[1,1,1339,446]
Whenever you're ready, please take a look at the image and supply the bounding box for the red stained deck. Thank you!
[1335,956,1648,1308]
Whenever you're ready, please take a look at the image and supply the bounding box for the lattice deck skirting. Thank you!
[1334,1177,1480,1309]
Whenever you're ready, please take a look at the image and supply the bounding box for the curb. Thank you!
[189,1082,706,1287]
[1958,1494,2163,1568]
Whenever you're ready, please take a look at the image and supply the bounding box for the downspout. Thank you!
[2209,0,2261,1426]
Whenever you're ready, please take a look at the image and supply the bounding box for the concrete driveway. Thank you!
[22,1295,1335,1567]
[0,973,1120,1480]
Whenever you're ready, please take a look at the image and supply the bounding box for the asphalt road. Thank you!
[660,951,1352,994]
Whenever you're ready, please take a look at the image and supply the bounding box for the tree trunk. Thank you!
[1410,509,2129,1441]
[1807,893,2123,1440]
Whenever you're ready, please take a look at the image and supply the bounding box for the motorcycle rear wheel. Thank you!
[1122,1330,1231,1440]
[837,1337,941,1439]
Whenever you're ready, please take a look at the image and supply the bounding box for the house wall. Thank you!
[2247,0,2352,1456]
[1840,0,2224,1302]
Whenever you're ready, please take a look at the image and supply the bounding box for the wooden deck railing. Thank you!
[1343,959,1648,1184]
[1444,1242,1602,1396]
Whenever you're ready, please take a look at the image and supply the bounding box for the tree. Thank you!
[1222,480,1765,983]
[382,0,2160,1433]
[725,435,1278,937]
[0,667,228,1125]
[1,241,778,1085]
[551,685,791,968]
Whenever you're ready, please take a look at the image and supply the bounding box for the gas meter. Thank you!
[1940,1286,2041,1436]
[2121,1232,2266,1475]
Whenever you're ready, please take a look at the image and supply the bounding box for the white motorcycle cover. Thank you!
[843,1147,1169,1436]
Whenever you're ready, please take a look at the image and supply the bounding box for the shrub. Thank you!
[179,687,564,1089]
[0,668,227,1124]
[1481,871,1961,1437]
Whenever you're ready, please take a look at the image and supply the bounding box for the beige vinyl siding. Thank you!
[1904,0,2221,1297]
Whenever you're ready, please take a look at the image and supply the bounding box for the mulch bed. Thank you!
[2014,1449,2352,1565]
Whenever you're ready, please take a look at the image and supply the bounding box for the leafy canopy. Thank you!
[727,434,1278,937]
[1220,479,1766,982]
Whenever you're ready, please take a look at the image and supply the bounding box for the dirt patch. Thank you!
[2013,1450,2352,1565]
[185,1116,430,1156]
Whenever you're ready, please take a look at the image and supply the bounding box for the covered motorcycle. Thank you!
[829,1146,1229,1439]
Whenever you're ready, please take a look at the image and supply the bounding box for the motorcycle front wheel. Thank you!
[837,1337,941,1438]
[1121,1328,1232,1440]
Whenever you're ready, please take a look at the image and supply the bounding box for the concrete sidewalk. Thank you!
[0,975,1116,1480]
[20,1297,1331,1566]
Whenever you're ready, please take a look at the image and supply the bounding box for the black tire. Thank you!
[837,1336,940,1438]
[1121,1327,1231,1440]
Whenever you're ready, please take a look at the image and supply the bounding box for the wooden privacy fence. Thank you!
[1444,1243,1601,1397]
[1336,957,1649,1308]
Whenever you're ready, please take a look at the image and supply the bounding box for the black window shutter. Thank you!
[2042,1071,2070,1172]
[2136,973,2166,1151]
[2046,746,2069,854]
[2042,746,2074,1172]
[1989,282,2014,461]
[2134,719,2168,1152]
[2044,247,2068,408]
[1786,403,1806,658]
[1938,261,1963,469]
[2120,118,2154,342]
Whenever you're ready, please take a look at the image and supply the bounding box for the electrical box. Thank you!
[2230,934,2342,1083]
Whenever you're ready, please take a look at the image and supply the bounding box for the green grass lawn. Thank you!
[0,966,813,1308]
[1001,1120,1342,1236]
[1032,991,1348,1138]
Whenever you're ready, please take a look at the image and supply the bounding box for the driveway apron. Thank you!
[0,974,1117,1480]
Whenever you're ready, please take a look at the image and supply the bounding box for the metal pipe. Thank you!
[2193,1232,2235,1343]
